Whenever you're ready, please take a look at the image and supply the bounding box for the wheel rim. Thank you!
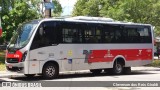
[115,64,122,73]
[46,66,55,77]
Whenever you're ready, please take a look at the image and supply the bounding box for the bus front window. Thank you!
[8,23,37,49]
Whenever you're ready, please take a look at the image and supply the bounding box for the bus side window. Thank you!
[83,24,101,43]
[72,31,80,43]
[138,27,152,43]
[126,28,137,43]
[62,22,83,43]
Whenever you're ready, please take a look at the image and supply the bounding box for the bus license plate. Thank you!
[8,65,12,68]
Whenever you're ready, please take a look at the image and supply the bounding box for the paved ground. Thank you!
[154,56,159,60]
[0,66,160,90]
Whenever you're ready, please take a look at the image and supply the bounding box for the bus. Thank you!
[5,16,154,79]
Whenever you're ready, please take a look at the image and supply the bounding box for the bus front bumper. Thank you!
[5,62,24,73]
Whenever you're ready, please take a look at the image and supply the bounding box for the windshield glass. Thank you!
[8,22,38,49]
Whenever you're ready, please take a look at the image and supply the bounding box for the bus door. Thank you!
[29,21,59,74]
[61,22,84,71]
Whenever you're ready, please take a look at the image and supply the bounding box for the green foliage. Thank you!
[72,0,160,36]
[0,0,62,44]
[0,1,39,42]
[0,56,5,64]
[72,0,86,16]
[0,50,5,71]
[148,60,160,67]
[73,0,101,16]
[29,0,62,17]
[0,58,5,71]
[52,0,62,17]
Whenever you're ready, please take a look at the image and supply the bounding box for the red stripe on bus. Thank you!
[88,49,152,63]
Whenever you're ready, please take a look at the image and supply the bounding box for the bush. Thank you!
[148,60,160,67]
[0,51,5,71]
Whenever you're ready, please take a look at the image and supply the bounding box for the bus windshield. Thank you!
[8,22,37,49]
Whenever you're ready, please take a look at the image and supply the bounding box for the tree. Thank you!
[72,0,160,35]
[101,0,160,35]
[0,0,14,43]
[0,0,62,43]
[72,0,86,16]
[82,0,100,16]
[21,0,62,17]
[73,0,103,16]
[1,1,39,42]
[30,0,62,17]
[72,0,115,16]
[52,0,62,17]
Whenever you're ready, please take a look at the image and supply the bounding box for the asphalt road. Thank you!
[0,66,160,90]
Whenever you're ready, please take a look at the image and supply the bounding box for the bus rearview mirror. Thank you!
[39,27,44,36]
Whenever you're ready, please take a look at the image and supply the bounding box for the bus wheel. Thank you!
[90,69,102,74]
[42,63,59,79]
[24,74,35,78]
[112,62,124,75]
[123,67,131,74]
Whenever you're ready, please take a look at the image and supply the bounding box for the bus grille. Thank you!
[6,67,23,72]
[7,58,19,63]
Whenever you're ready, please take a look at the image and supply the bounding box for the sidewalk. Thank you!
[0,70,24,78]
[0,71,12,78]
[0,66,160,78]
[131,66,160,71]
[154,56,159,60]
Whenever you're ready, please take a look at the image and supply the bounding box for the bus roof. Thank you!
[35,16,152,26]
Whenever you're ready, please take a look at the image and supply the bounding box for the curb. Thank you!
[0,75,15,78]
[0,74,24,78]
[0,67,159,78]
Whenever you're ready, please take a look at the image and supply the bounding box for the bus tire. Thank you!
[112,62,124,75]
[42,63,59,79]
[123,67,131,74]
[90,69,102,74]
[24,74,35,78]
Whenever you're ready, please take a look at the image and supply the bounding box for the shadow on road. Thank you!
[9,70,157,81]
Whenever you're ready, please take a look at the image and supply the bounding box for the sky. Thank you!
[58,0,77,16]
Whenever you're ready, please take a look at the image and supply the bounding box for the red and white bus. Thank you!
[5,16,154,79]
